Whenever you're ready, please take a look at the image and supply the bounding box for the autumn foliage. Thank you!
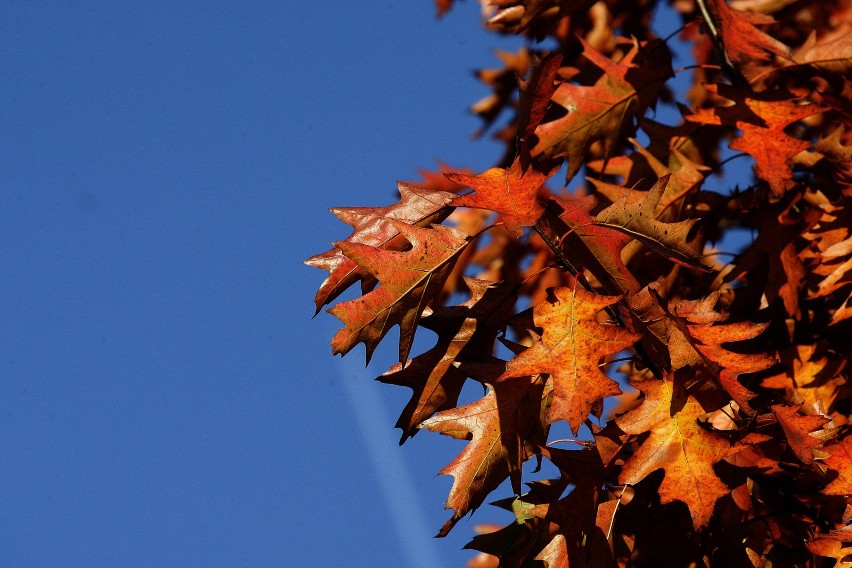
[308,0,852,565]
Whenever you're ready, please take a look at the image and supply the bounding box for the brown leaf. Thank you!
[807,535,852,568]
[379,278,520,442]
[378,335,470,443]
[328,222,470,363]
[788,31,852,75]
[593,174,710,271]
[499,280,640,434]
[628,284,701,372]
[517,52,563,152]
[723,197,821,318]
[806,526,852,567]
[588,137,710,218]
[533,534,569,568]
[824,436,852,495]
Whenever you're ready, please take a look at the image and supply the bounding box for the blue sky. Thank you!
[0,3,735,567]
[0,2,525,566]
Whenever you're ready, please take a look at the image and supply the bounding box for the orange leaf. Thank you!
[770,403,830,464]
[670,292,775,413]
[823,436,852,495]
[534,534,569,568]
[447,156,560,236]
[686,84,822,197]
[807,526,852,567]
[499,280,640,434]
[617,376,759,529]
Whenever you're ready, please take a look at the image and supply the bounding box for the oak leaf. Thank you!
[532,37,671,183]
[626,284,701,372]
[761,343,849,426]
[534,534,569,568]
[588,138,710,219]
[527,445,615,567]
[447,156,560,236]
[770,403,830,464]
[706,0,790,64]
[807,526,852,567]
[723,197,821,317]
[420,374,546,537]
[617,376,763,529]
[378,338,469,444]
[686,84,823,197]
[328,222,469,363]
[498,281,640,434]
[788,31,852,75]
[379,279,518,442]
[670,292,775,412]
[517,52,562,146]
[535,193,637,295]
[593,174,709,271]
[823,436,852,495]
[305,183,455,312]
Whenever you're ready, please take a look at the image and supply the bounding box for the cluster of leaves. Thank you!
[308,0,852,565]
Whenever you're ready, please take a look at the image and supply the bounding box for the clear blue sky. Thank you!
[0,3,717,567]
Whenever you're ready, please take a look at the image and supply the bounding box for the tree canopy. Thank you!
[309,1,852,565]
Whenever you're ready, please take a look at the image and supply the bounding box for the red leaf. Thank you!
[328,222,470,363]
[706,0,790,64]
[447,156,560,237]
[305,183,455,312]
[421,375,546,537]
[517,52,563,153]
[770,403,829,464]
[532,37,671,183]
[379,278,518,442]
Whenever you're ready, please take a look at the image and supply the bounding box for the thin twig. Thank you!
[694,0,744,87]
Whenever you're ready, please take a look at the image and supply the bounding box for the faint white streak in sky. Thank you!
[339,356,445,568]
